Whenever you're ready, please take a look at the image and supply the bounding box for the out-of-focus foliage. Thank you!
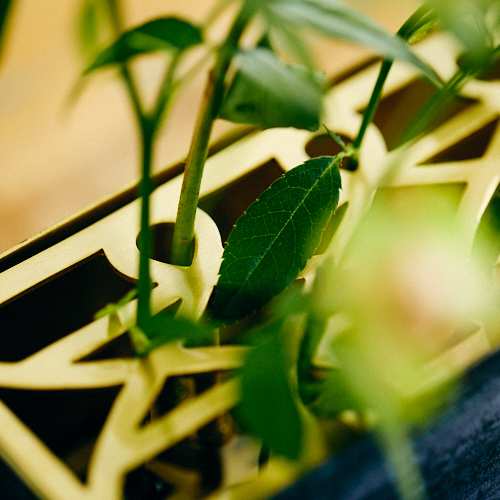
[0,0,13,62]
[220,48,324,130]
[427,0,500,72]
[84,17,202,75]
[314,189,489,418]
[245,0,441,84]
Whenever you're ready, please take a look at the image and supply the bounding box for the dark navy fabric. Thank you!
[273,348,500,500]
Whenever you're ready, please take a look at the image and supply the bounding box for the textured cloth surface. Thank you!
[273,348,500,500]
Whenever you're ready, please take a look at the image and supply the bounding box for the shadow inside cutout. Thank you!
[365,78,478,151]
[137,223,195,266]
[420,119,499,164]
[0,385,122,483]
[0,251,136,362]
[198,159,284,245]
[124,465,175,500]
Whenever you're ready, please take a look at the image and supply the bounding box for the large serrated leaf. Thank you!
[84,17,202,74]
[249,0,441,85]
[237,321,303,459]
[220,47,323,130]
[210,156,342,325]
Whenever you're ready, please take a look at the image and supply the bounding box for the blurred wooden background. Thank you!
[0,0,418,255]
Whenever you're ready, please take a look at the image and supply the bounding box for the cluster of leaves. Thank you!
[403,0,500,142]
[79,1,500,499]
[80,0,438,351]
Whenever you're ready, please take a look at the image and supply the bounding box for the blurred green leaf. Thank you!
[305,369,362,416]
[220,47,323,130]
[77,0,110,57]
[428,0,495,71]
[472,183,500,273]
[248,0,441,85]
[0,0,12,59]
[134,309,215,356]
[94,289,137,320]
[397,5,437,45]
[84,17,202,74]
[210,155,342,325]
[237,321,303,459]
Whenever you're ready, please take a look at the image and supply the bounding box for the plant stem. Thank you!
[119,64,154,332]
[346,6,437,169]
[379,422,427,500]
[152,52,181,128]
[171,7,251,266]
[347,58,393,170]
[398,68,468,145]
[136,122,155,331]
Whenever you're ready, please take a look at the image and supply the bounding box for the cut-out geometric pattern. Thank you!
[0,33,498,500]
[420,119,499,164]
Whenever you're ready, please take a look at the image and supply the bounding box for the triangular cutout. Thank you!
[420,119,499,164]
[0,385,122,482]
[0,251,136,362]
[199,159,284,245]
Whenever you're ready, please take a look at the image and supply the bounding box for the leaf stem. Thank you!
[347,58,393,170]
[118,63,154,332]
[398,68,468,145]
[119,41,183,334]
[151,51,181,128]
[379,422,427,500]
[171,7,251,266]
[136,120,155,331]
[346,6,437,170]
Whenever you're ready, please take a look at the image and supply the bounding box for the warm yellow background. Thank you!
[0,0,418,254]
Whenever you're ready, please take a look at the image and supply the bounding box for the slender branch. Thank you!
[151,51,181,128]
[115,62,156,333]
[346,59,393,170]
[106,1,154,334]
[171,7,251,266]
[136,121,155,331]
[398,68,468,145]
[346,6,437,170]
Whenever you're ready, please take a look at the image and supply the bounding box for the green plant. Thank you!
[78,0,500,498]
[80,0,438,349]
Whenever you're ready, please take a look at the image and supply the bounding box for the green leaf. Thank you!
[84,17,202,74]
[324,125,347,150]
[249,0,441,85]
[77,0,113,58]
[94,289,137,320]
[220,48,323,130]
[305,369,362,417]
[134,309,216,356]
[472,183,500,273]
[397,5,437,45]
[428,0,494,69]
[237,321,303,459]
[210,155,342,325]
